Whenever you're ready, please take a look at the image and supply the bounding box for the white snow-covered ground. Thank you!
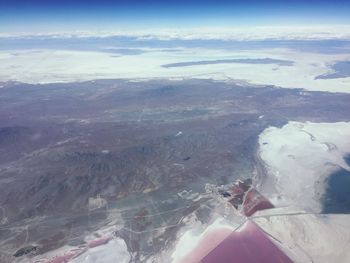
[0,47,350,93]
[258,121,350,212]
[71,238,131,263]
[170,216,240,263]
[254,213,350,263]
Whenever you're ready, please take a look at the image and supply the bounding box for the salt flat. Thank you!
[0,45,349,93]
[258,121,350,212]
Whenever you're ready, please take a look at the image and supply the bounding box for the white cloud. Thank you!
[1,25,350,41]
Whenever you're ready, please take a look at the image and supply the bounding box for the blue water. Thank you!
[322,166,350,214]
[344,154,350,166]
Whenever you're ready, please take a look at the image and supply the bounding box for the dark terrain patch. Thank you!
[13,245,37,257]
[162,58,294,68]
[315,61,350,79]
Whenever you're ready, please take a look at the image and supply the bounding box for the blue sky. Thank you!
[1,0,350,32]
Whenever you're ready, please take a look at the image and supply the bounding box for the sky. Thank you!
[1,0,350,32]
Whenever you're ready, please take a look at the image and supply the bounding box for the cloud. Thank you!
[1,25,350,41]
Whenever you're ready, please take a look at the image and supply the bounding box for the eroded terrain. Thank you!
[1,79,350,262]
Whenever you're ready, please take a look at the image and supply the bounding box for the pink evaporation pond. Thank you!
[199,220,294,263]
[243,189,274,217]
